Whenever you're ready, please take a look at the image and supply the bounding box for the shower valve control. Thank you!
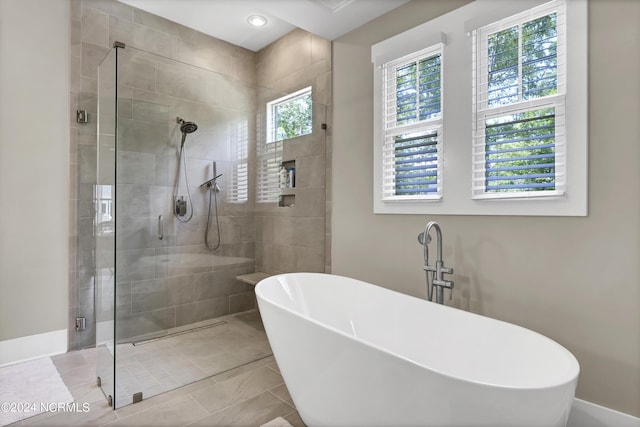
[175,197,187,216]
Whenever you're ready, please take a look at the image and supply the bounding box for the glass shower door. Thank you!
[96,41,289,410]
[113,46,173,408]
[96,44,173,408]
[95,47,117,406]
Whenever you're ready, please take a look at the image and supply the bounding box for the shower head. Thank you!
[177,117,198,147]
[180,121,198,134]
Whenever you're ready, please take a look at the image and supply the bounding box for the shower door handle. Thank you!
[158,215,164,240]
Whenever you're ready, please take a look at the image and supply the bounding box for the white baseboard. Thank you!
[569,398,640,427]
[0,329,67,367]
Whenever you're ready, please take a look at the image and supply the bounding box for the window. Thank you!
[372,0,587,216]
[267,87,312,143]
[382,46,443,201]
[472,1,566,199]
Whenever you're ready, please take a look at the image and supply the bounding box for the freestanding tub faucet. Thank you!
[418,221,453,304]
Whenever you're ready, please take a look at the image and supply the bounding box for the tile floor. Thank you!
[107,310,273,407]
[7,311,305,427]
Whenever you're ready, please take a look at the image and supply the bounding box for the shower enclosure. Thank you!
[94,42,301,408]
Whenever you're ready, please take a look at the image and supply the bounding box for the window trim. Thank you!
[382,44,444,201]
[471,0,567,200]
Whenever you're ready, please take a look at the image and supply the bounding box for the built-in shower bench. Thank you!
[236,272,272,286]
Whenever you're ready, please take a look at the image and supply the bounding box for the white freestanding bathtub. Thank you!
[256,273,579,427]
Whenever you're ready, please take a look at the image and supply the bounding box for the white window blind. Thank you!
[472,0,566,199]
[256,138,282,203]
[228,119,248,203]
[256,103,282,203]
[382,44,443,200]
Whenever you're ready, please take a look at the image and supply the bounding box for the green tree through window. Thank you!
[273,91,312,141]
[487,13,557,107]
[485,108,556,192]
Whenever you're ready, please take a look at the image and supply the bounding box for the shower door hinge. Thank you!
[96,376,101,387]
[75,317,86,331]
[76,110,88,124]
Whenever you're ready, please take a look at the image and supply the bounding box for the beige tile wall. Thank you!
[254,29,332,275]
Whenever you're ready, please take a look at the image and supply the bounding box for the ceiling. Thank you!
[117,0,410,51]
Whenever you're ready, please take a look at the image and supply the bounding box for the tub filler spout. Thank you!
[418,221,453,304]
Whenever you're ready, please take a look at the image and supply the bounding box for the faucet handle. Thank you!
[433,279,453,288]
[424,264,437,273]
[433,279,454,300]
[441,266,453,275]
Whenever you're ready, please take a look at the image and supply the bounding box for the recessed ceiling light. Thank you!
[247,15,267,27]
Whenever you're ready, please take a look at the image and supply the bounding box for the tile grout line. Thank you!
[267,388,295,410]
[283,408,301,423]
[184,393,211,426]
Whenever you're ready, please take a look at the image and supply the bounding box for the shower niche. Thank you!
[279,159,296,208]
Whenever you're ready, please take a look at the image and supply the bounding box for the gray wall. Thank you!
[332,0,639,417]
[0,0,70,343]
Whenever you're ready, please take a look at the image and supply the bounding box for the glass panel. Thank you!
[522,13,558,100]
[417,54,441,121]
[113,46,172,408]
[267,87,313,142]
[95,47,117,406]
[395,52,442,125]
[108,45,331,409]
[394,130,439,196]
[396,61,417,124]
[487,26,519,107]
[96,42,329,410]
[487,13,558,107]
[256,91,327,204]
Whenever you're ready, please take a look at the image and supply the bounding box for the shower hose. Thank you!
[174,142,221,250]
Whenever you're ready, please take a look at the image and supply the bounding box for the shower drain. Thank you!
[131,320,228,346]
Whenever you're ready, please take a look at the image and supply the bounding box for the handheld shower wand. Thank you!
[202,161,222,250]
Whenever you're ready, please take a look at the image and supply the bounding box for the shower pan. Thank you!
[95,42,269,409]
